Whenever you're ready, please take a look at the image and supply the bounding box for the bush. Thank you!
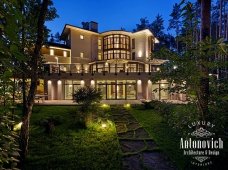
[147,101,198,135]
[39,116,63,134]
[73,86,102,127]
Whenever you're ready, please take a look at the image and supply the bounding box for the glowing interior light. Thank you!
[138,51,142,57]
[58,80,62,85]
[137,80,142,85]
[63,51,67,57]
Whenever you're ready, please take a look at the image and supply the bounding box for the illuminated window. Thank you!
[50,49,54,56]
[80,52,84,58]
[63,51,67,57]
[80,35,84,40]
[98,53,102,60]
[98,39,102,50]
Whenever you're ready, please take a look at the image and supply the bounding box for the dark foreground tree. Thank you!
[198,0,211,119]
[18,0,57,165]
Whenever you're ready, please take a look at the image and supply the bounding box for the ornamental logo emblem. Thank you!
[191,127,214,138]
[180,121,223,166]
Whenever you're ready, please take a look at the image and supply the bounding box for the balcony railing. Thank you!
[43,64,160,74]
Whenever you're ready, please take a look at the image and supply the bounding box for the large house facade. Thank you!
[39,21,186,102]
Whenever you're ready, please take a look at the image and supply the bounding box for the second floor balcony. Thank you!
[43,62,161,75]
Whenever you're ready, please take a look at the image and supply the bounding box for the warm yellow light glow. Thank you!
[138,51,142,57]
[80,35,84,40]
[80,52,84,58]
[48,80,52,84]
[48,46,71,51]
[101,123,107,128]
[161,84,165,87]
[124,103,131,108]
[137,80,142,85]
[50,49,54,56]
[148,80,151,84]
[156,67,160,71]
[13,122,23,131]
[105,62,108,66]
[63,51,67,57]
[80,80,85,85]
[101,104,109,108]
[58,80,62,85]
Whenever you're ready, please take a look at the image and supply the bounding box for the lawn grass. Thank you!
[24,106,122,170]
[130,106,191,169]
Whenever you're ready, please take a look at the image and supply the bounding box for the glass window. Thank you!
[80,52,84,58]
[50,49,54,56]
[132,38,135,49]
[63,51,67,57]
[126,84,136,99]
[65,84,73,99]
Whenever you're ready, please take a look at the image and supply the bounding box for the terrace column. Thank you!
[57,80,63,100]
[147,80,152,100]
[137,80,143,99]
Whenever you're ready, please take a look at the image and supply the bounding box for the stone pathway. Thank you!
[111,108,176,170]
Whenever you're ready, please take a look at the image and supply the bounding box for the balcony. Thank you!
[43,64,160,76]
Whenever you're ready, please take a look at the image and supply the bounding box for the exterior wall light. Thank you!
[91,80,95,86]
[156,67,160,71]
[173,65,178,69]
[48,80,52,84]
[137,80,142,85]
[58,80,62,85]
[80,80,85,86]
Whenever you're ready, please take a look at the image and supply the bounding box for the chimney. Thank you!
[89,21,98,32]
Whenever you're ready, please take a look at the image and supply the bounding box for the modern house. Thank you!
[38,21,186,102]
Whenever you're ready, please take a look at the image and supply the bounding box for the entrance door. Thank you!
[107,84,116,99]
[117,84,125,99]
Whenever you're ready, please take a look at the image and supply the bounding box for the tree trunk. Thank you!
[19,0,49,164]
[198,0,211,120]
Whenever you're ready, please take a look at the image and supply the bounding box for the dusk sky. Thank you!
[46,0,181,35]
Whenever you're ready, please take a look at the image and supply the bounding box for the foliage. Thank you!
[23,106,121,170]
[133,16,175,49]
[73,86,102,111]
[152,0,228,120]
[0,111,20,170]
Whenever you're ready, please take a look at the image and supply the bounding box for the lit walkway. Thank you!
[111,107,176,170]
